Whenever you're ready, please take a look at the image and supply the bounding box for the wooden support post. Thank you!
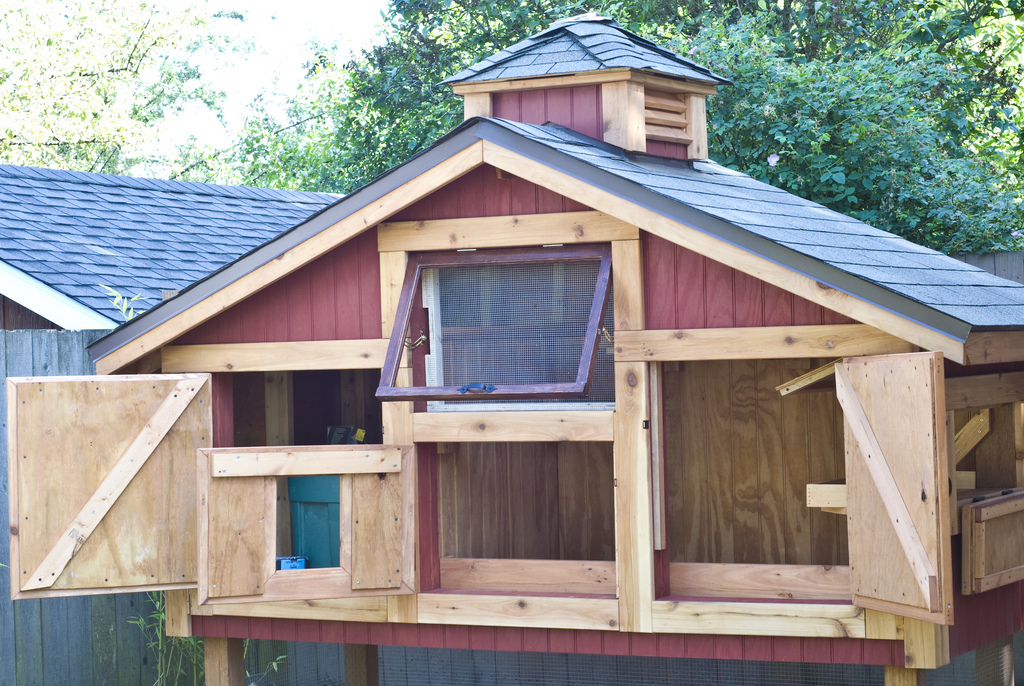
[265,371,294,557]
[903,618,950,669]
[164,590,193,637]
[344,644,380,686]
[884,665,926,686]
[976,636,1014,686]
[1015,401,1024,488]
[380,250,418,623]
[204,637,245,686]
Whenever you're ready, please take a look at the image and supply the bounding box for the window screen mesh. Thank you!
[425,259,614,408]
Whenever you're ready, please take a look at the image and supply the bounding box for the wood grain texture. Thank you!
[669,563,851,601]
[162,340,388,373]
[378,211,637,252]
[839,353,953,625]
[439,558,615,594]
[418,593,619,631]
[651,599,865,638]
[203,637,245,686]
[602,81,646,150]
[351,473,403,590]
[210,446,402,477]
[12,374,208,597]
[946,371,1024,411]
[413,411,614,442]
[614,325,913,361]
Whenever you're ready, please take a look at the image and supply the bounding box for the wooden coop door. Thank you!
[835,352,954,625]
[197,444,416,604]
[8,374,211,598]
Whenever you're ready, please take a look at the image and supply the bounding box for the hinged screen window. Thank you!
[377,245,612,404]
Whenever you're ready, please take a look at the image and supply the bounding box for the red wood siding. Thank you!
[392,165,589,222]
[643,234,854,329]
[174,229,381,345]
[492,86,602,141]
[646,140,688,160]
[192,615,903,665]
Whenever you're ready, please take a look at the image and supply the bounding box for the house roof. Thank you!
[89,117,1024,367]
[0,164,336,327]
[442,14,730,87]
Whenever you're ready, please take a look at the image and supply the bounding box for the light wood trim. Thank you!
[964,331,1024,365]
[612,239,645,332]
[806,479,847,510]
[202,566,414,605]
[417,592,619,631]
[412,410,614,442]
[651,600,866,638]
[644,91,688,113]
[615,324,913,361]
[835,363,939,611]
[1015,401,1024,488]
[439,558,615,594]
[192,595,388,622]
[865,610,903,640]
[265,371,294,556]
[164,589,194,637]
[380,251,408,342]
[377,211,638,252]
[481,141,965,362]
[684,94,708,159]
[22,378,205,591]
[946,371,1024,411]
[669,563,852,601]
[650,362,667,550]
[96,141,485,374]
[451,69,720,96]
[902,618,950,669]
[602,81,646,151]
[645,110,688,128]
[462,92,491,119]
[161,340,388,373]
[204,637,245,686]
[777,359,840,396]
[957,470,977,489]
[884,666,926,686]
[614,360,654,632]
[954,409,990,464]
[209,446,405,477]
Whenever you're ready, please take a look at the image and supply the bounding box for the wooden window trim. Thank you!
[376,244,612,402]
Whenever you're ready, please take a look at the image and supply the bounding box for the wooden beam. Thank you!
[161,340,388,373]
[95,141,485,375]
[481,141,965,362]
[164,589,194,637]
[439,558,615,594]
[777,359,840,396]
[615,325,914,362]
[378,211,638,252]
[22,378,205,591]
[452,69,720,96]
[946,371,1024,411]
[902,617,950,669]
[191,595,388,622]
[806,479,847,512]
[614,360,654,633]
[417,593,619,631]
[955,409,991,464]
[412,411,614,442]
[204,637,245,686]
[462,92,491,120]
[669,563,851,601]
[602,81,646,151]
[884,666,926,686]
[208,446,405,477]
[835,363,939,611]
[965,330,1024,365]
[651,600,866,638]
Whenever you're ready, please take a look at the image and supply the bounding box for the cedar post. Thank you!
[204,637,245,686]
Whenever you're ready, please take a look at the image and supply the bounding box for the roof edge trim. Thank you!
[0,261,117,330]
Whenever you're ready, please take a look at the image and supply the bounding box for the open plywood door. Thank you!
[197,444,416,604]
[8,374,210,599]
[835,352,953,625]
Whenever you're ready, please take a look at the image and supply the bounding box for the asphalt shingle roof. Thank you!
[0,165,337,323]
[488,119,1024,330]
[443,14,730,86]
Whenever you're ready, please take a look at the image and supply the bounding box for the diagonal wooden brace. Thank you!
[834,363,939,612]
[22,378,206,591]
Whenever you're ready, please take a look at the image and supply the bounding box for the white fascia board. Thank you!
[0,261,117,329]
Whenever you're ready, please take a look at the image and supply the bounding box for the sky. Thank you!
[149,0,391,173]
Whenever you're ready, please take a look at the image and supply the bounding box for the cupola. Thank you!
[443,14,731,160]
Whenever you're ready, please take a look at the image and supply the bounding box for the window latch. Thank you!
[599,326,613,343]
[459,383,496,394]
[405,330,427,350]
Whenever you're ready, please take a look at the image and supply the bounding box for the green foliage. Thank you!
[98,285,147,321]
[688,15,1024,253]
[128,592,203,686]
[0,0,230,176]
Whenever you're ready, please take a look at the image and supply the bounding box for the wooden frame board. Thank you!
[161,340,388,373]
[9,374,210,599]
[961,490,1024,594]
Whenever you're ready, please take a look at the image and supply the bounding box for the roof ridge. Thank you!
[0,164,337,203]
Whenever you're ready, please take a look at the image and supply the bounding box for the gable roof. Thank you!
[443,14,730,87]
[89,117,1024,370]
[0,164,336,327]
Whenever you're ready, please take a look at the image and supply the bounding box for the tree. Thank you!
[0,0,231,176]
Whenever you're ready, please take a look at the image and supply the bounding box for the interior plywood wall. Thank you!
[438,441,614,561]
[662,359,848,567]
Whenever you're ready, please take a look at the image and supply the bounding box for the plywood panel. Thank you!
[206,472,266,599]
[662,360,846,566]
[351,473,403,590]
[12,374,208,595]
[557,442,615,561]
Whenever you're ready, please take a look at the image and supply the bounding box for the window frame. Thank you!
[376,244,613,403]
